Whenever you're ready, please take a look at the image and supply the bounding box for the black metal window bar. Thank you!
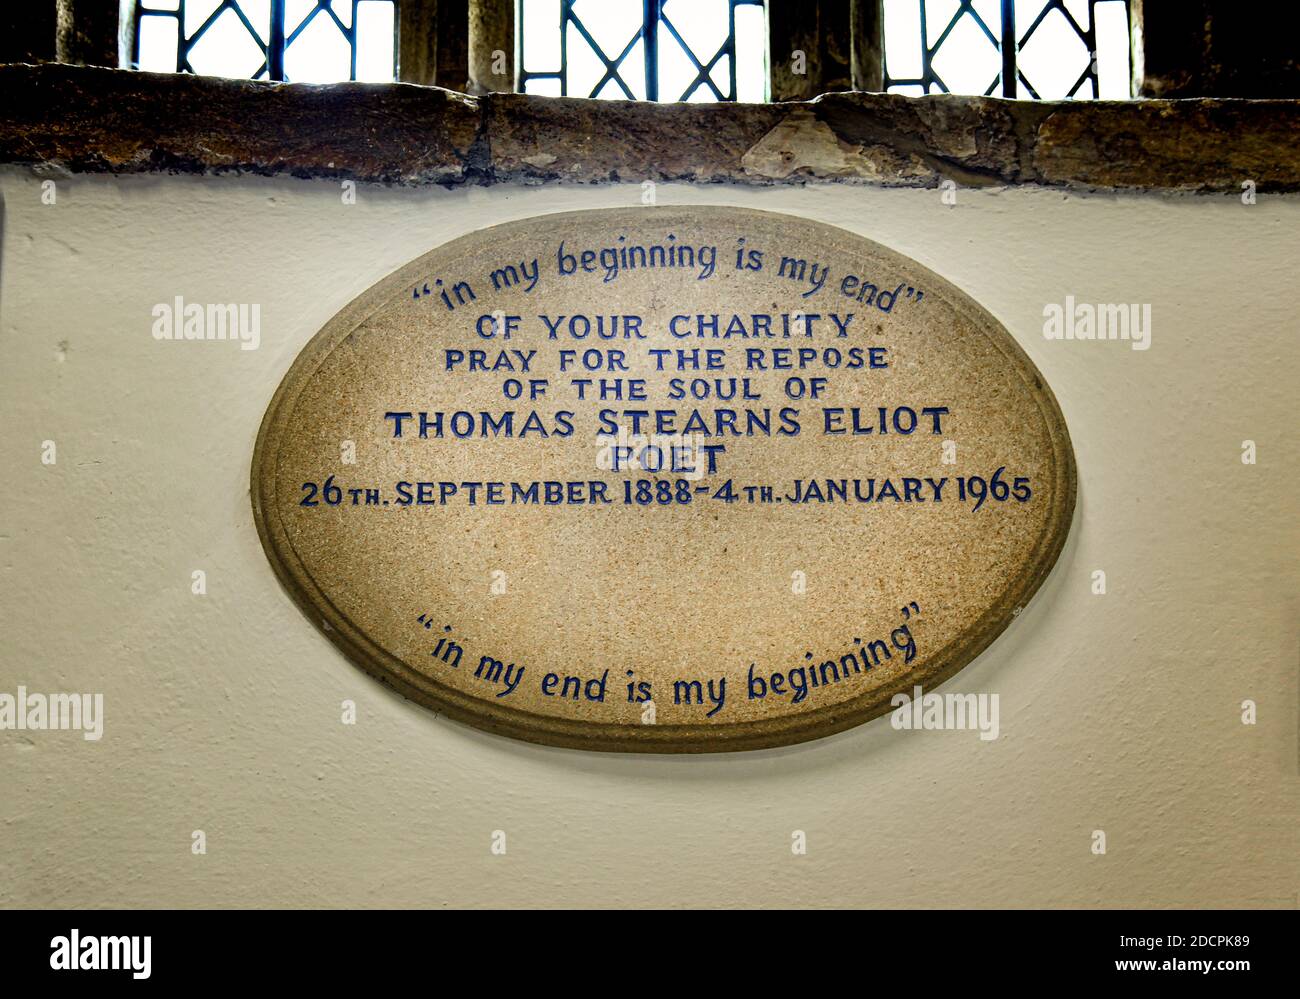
[884,0,1132,98]
[518,0,766,101]
[132,0,395,81]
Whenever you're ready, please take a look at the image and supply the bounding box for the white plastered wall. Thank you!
[1,170,1296,907]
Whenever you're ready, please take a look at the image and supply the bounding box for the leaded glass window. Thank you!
[884,0,1133,99]
[133,0,398,82]
[518,0,768,102]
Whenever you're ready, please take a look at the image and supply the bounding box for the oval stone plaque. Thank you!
[252,207,1075,752]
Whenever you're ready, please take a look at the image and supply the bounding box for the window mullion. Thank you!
[269,0,286,81]
[644,0,660,102]
[1000,0,1016,97]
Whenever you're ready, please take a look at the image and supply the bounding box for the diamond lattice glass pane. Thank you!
[187,7,266,78]
[184,0,223,36]
[239,0,271,43]
[566,21,644,98]
[657,21,698,99]
[621,37,647,99]
[1017,6,1089,98]
[926,0,962,41]
[1063,0,1091,28]
[661,0,729,67]
[286,0,317,33]
[930,12,1000,95]
[569,0,644,65]
[287,0,352,31]
[709,53,731,99]
[521,0,767,103]
[1013,0,1040,38]
[285,4,351,82]
[971,0,1002,33]
[565,20,608,96]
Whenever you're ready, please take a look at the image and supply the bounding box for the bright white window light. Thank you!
[135,0,396,83]
[883,0,1132,99]
[518,0,768,102]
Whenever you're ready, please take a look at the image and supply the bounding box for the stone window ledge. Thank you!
[4,63,1299,193]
